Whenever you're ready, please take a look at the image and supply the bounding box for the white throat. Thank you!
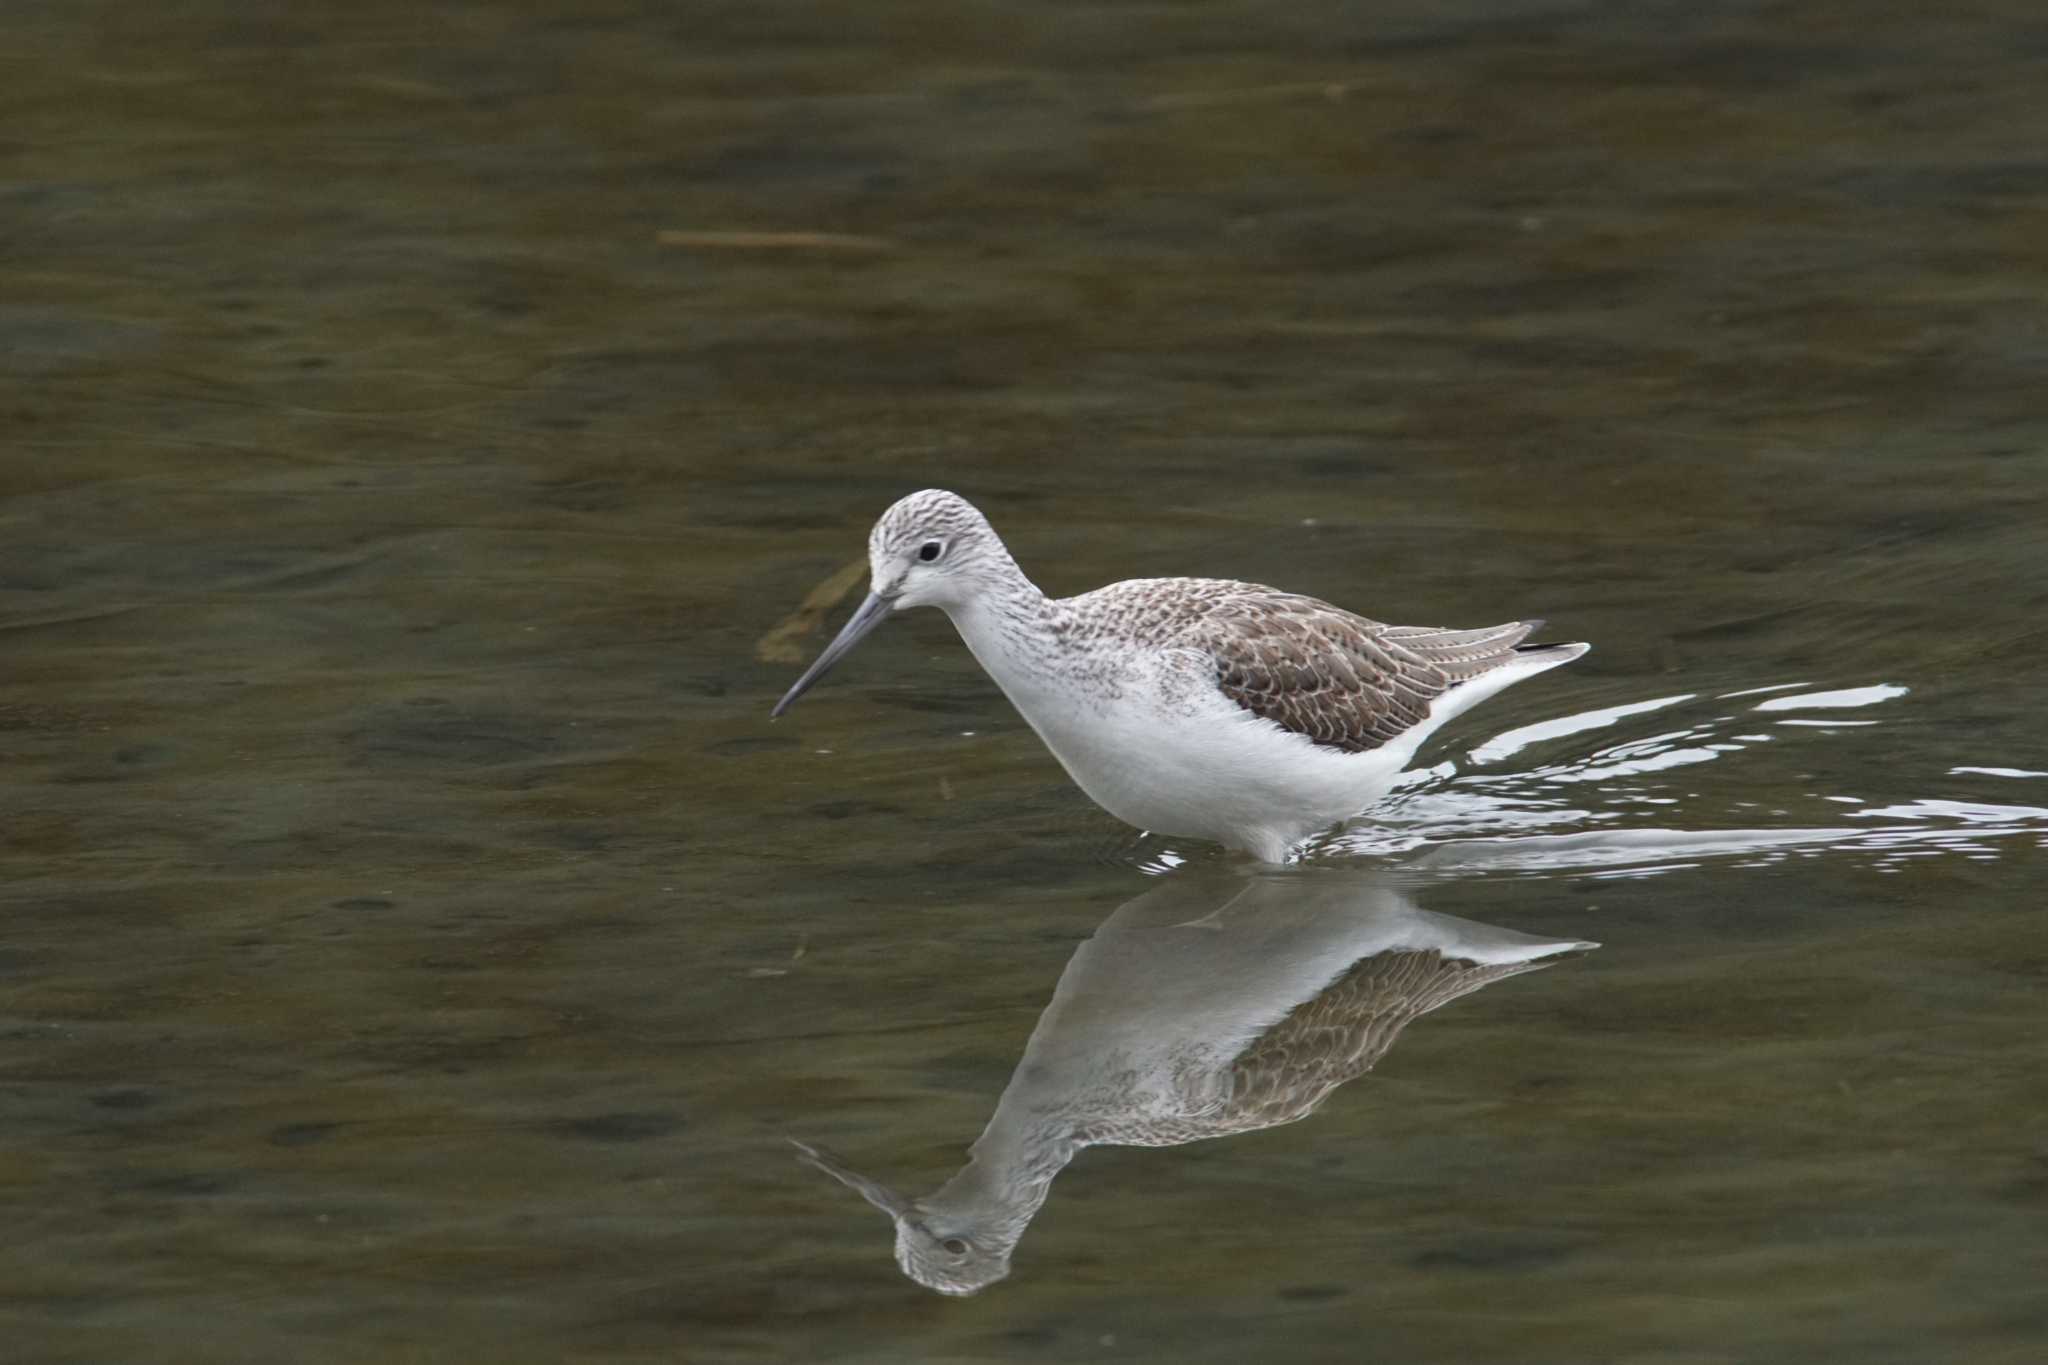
[941,572,1063,696]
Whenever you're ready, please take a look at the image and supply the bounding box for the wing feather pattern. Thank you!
[1189,588,1546,753]
[1223,948,1563,1127]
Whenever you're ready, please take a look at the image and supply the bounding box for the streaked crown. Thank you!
[865,489,1017,608]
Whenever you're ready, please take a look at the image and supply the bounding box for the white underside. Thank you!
[950,603,1584,862]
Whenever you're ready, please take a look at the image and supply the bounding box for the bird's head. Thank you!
[771,489,1007,716]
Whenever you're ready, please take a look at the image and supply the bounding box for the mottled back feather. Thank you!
[1075,579,1547,753]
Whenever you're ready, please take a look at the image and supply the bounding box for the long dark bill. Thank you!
[770,591,893,717]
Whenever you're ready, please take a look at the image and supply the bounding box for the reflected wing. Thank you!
[1224,948,1564,1126]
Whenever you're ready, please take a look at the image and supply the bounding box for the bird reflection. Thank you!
[794,869,1596,1295]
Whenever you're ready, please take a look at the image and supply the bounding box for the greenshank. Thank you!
[772,490,1588,861]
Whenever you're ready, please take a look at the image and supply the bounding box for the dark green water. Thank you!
[5,2,2045,1361]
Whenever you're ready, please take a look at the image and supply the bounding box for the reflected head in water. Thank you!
[792,1138,1022,1296]
[793,868,1596,1295]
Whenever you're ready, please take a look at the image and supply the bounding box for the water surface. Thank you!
[4,2,2046,1361]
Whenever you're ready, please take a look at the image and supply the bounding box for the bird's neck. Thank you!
[944,561,1068,688]
[919,1118,1076,1242]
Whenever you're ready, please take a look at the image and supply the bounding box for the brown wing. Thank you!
[1195,590,1546,753]
[1223,948,1567,1129]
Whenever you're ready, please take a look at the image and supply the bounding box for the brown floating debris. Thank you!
[1142,81,1368,111]
[656,230,895,253]
[755,558,869,664]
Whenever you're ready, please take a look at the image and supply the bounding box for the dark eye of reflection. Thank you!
[919,541,942,562]
[942,1238,968,1255]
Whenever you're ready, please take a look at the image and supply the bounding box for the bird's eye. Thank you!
[941,1238,969,1255]
[918,540,944,563]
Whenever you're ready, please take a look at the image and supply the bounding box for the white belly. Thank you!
[953,625,1410,860]
[1040,697,1407,851]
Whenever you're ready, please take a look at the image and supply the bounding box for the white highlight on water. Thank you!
[1470,693,1694,764]
[1752,683,1909,711]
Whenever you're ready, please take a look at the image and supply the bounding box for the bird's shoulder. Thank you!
[1059,577,1390,651]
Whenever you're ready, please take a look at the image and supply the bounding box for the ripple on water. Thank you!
[1220,679,2048,878]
